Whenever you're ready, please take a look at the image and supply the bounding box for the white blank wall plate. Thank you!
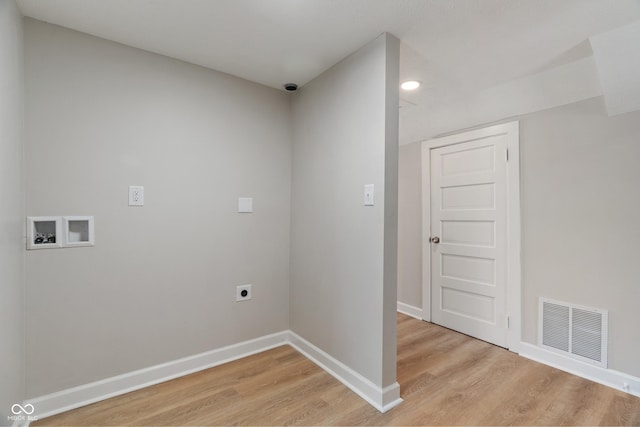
[238,197,253,213]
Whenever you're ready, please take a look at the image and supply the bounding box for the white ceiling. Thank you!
[16,0,640,143]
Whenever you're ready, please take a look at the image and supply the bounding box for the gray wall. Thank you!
[397,142,422,308]
[24,19,293,397]
[290,34,399,388]
[397,96,640,378]
[0,0,25,423]
[520,97,640,377]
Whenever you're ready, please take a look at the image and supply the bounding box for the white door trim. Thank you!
[421,121,521,352]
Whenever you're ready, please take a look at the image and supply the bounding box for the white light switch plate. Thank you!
[364,184,374,206]
[129,186,144,206]
[238,197,253,213]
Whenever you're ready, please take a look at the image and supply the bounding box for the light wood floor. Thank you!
[34,313,640,426]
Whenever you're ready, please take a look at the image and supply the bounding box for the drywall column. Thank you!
[290,33,400,411]
[0,0,25,422]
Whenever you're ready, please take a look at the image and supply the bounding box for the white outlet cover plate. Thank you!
[129,185,144,206]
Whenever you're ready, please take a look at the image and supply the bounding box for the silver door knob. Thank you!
[430,236,440,244]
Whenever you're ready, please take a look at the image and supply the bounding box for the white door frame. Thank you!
[421,121,522,352]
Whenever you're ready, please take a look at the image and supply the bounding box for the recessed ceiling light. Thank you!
[401,80,421,91]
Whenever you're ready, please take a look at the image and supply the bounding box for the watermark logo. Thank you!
[7,403,38,422]
[11,404,34,415]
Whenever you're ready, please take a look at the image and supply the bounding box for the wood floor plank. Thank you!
[33,314,640,426]
[600,394,640,426]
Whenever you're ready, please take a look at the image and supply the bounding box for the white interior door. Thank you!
[430,133,508,347]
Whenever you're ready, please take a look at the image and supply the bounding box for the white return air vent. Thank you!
[539,298,608,368]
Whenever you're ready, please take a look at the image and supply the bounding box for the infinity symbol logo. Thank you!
[11,403,35,415]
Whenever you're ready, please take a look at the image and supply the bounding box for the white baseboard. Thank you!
[27,331,289,420]
[288,331,402,412]
[397,302,422,320]
[519,342,640,398]
[24,331,640,421]
[26,330,403,420]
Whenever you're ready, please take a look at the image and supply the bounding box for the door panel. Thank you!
[431,135,508,347]
[441,288,495,322]
[441,254,495,285]
[441,220,495,247]
[440,144,495,176]
[441,183,495,210]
